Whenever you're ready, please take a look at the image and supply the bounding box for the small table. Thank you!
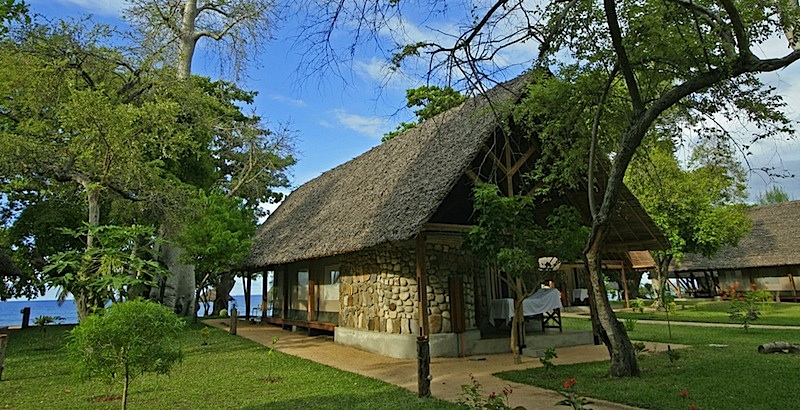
[489,288,563,331]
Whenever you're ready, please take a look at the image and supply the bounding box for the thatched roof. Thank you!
[674,201,800,272]
[244,75,667,268]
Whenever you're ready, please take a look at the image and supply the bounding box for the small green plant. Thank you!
[33,315,64,332]
[630,298,646,313]
[623,318,637,332]
[666,345,681,363]
[539,347,558,371]
[457,374,526,410]
[729,286,773,331]
[199,326,210,345]
[219,308,228,317]
[556,378,592,409]
[264,336,280,382]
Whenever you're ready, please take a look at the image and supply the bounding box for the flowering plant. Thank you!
[556,378,592,409]
[457,374,526,410]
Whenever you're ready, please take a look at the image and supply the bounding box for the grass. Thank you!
[498,317,800,410]
[0,323,458,410]
[613,300,800,326]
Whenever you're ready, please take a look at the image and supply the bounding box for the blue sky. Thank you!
[20,0,800,298]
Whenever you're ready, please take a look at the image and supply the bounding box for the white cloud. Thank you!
[269,94,307,107]
[353,57,421,91]
[330,109,390,138]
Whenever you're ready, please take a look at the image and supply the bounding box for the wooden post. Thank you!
[417,336,431,397]
[268,271,275,323]
[415,233,431,397]
[621,264,630,309]
[789,273,797,297]
[19,307,30,329]
[229,307,238,335]
[0,334,7,381]
[308,279,316,322]
[244,272,252,320]
[281,267,289,321]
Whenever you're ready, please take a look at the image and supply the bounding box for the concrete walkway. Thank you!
[561,311,800,330]
[203,319,673,410]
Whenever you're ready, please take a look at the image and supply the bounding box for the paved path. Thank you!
[561,312,800,330]
[204,319,677,410]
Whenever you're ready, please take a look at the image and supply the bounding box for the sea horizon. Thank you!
[0,294,264,328]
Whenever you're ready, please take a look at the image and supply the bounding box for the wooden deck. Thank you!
[263,317,336,333]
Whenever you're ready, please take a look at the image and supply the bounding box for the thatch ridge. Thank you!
[244,76,529,268]
[674,200,800,272]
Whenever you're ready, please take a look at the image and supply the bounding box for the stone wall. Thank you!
[338,241,477,335]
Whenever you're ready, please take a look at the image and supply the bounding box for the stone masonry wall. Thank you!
[338,241,476,335]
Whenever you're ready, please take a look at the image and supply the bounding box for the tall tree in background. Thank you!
[626,138,751,304]
[293,0,800,376]
[124,0,292,316]
[0,21,194,319]
[123,0,278,79]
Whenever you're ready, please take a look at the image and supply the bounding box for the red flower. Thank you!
[563,381,571,388]
[681,390,688,398]
[690,405,697,410]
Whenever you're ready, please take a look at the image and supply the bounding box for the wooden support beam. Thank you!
[621,264,630,309]
[415,233,431,398]
[416,233,430,336]
[507,144,537,177]
[789,273,797,297]
[308,279,316,322]
[281,267,289,320]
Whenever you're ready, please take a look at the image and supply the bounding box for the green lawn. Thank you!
[0,324,458,410]
[612,300,800,326]
[498,317,800,410]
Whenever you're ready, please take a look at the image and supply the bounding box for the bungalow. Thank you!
[672,200,800,300]
[242,74,668,359]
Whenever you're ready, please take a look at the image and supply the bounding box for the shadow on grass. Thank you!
[238,391,457,410]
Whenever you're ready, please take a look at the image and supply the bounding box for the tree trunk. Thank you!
[177,0,199,79]
[75,181,101,322]
[758,342,800,354]
[510,297,525,364]
[213,272,236,316]
[585,236,640,377]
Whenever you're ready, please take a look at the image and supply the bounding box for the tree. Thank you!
[467,182,588,363]
[174,189,257,317]
[123,0,277,79]
[757,185,791,204]
[292,0,800,377]
[626,138,751,305]
[0,21,195,319]
[0,0,27,37]
[382,85,466,141]
[67,300,184,410]
[122,0,293,313]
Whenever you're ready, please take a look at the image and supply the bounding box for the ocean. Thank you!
[0,294,264,328]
